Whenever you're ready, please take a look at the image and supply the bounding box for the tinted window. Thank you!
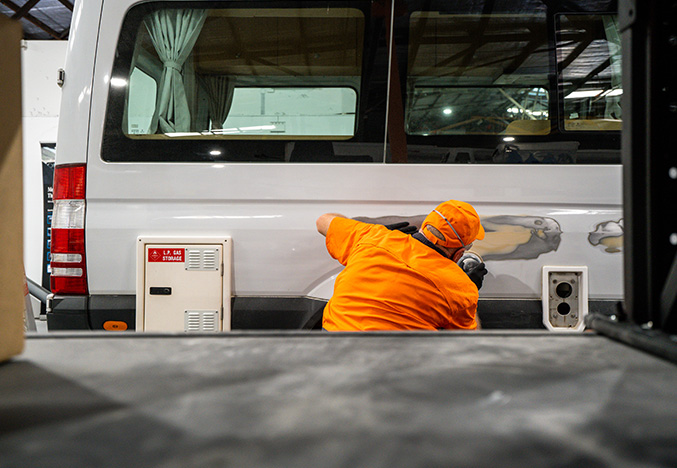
[387,0,620,164]
[126,68,157,135]
[103,1,620,164]
[103,2,383,163]
[557,14,622,131]
[406,13,550,137]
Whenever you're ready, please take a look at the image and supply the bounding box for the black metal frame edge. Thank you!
[587,313,677,364]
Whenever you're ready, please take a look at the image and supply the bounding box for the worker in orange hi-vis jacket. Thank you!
[317,200,488,331]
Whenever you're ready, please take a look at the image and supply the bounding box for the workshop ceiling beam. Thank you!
[0,0,71,39]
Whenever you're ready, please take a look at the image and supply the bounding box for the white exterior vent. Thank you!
[184,310,219,332]
[186,248,219,271]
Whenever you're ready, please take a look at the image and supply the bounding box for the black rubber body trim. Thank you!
[89,295,136,330]
[47,296,89,330]
[48,295,136,331]
[478,299,620,329]
[231,296,326,330]
[47,294,620,331]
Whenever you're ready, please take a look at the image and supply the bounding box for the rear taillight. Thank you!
[51,164,88,294]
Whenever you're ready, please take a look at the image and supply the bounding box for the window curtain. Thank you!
[144,9,207,133]
[201,75,235,129]
[183,52,210,132]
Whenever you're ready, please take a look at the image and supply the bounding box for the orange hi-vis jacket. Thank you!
[322,217,479,331]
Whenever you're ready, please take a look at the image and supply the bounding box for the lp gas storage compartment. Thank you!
[136,237,232,332]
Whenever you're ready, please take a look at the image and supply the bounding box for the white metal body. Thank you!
[56,0,623,319]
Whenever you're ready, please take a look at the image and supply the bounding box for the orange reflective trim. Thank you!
[103,321,128,331]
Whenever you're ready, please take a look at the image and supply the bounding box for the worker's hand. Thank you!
[465,262,488,290]
[384,221,418,235]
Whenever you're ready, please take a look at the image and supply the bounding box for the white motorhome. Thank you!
[50,0,623,331]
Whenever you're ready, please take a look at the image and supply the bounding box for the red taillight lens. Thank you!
[54,163,86,199]
[50,164,88,295]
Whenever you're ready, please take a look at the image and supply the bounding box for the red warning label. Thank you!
[148,248,185,262]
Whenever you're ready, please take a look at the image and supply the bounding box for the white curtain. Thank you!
[144,9,207,133]
[201,75,235,129]
[183,53,210,131]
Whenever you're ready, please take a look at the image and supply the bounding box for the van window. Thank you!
[103,3,376,163]
[405,13,551,137]
[126,68,157,135]
[103,1,620,164]
[129,8,361,138]
[385,0,620,164]
[556,14,622,131]
[209,87,357,137]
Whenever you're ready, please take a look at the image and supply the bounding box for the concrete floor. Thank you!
[1,332,677,467]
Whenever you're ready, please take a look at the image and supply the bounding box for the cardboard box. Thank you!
[0,16,25,362]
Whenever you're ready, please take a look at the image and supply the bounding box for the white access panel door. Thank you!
[143,244,224,332]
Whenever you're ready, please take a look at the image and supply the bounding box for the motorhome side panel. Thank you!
[51,0,624,330]
[55,0,103,165]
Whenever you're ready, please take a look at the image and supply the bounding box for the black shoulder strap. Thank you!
[412,232,448,259]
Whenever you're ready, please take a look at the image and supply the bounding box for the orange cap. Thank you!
[421,200,485,249]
